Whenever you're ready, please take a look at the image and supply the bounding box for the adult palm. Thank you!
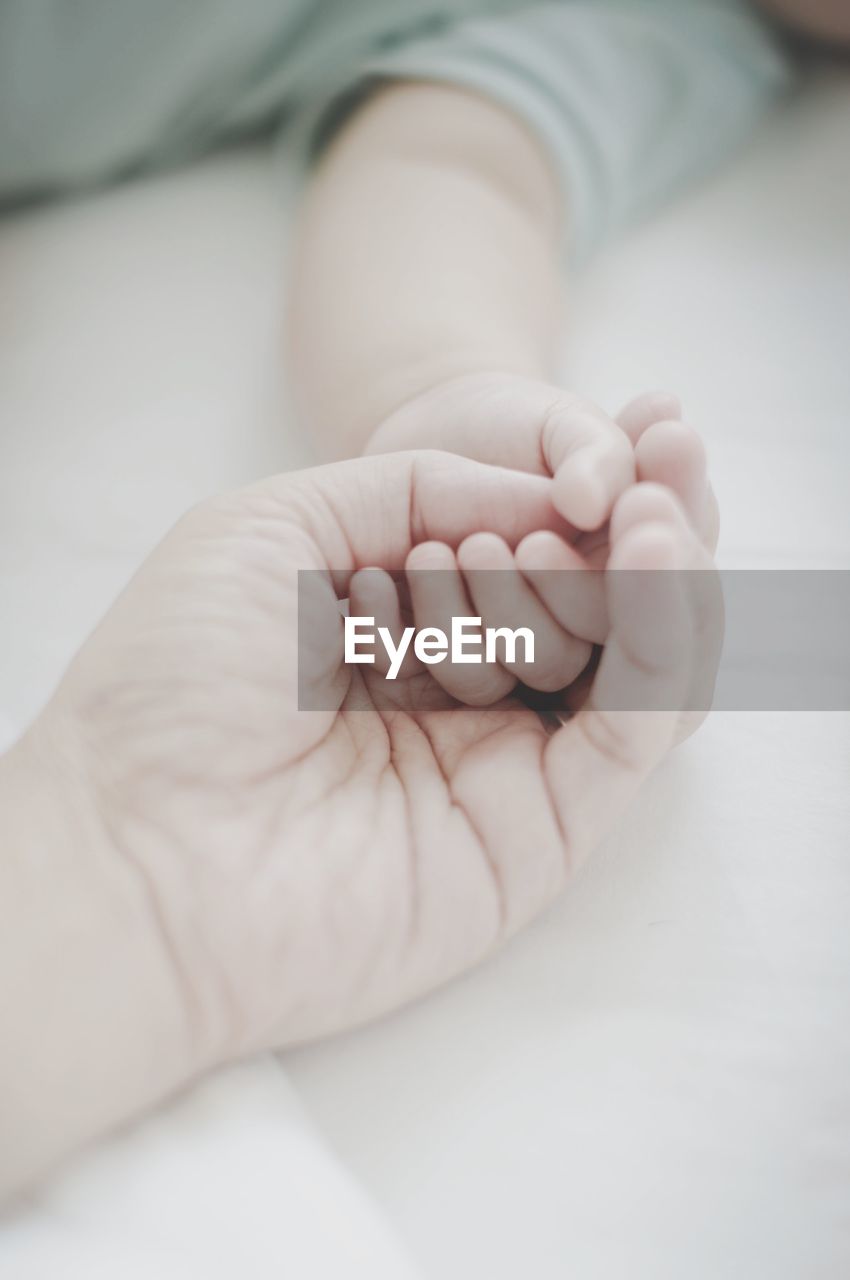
[44,450,696,1072]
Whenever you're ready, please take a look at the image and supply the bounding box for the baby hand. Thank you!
[350,476,719,722]
[368,373,716,544]
[367,371,636,533]
[366,373,718,652]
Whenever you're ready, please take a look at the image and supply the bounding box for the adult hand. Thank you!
[1,450,707,1196]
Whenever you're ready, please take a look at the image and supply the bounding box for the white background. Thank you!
[1,69,849,1280]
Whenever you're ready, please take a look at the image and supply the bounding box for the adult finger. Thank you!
[265,451,571,593]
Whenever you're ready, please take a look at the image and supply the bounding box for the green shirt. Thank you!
[0,0,792,255]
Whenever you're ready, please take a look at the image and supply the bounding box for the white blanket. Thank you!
[1,70,848,1280]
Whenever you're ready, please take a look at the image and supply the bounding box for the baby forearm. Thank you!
[288,81,566,456]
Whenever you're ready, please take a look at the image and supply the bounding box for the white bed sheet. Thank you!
[1,70,848,1280]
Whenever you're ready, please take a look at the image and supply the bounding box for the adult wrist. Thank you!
[0,717,198,1199]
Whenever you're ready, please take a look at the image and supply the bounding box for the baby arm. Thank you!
[289,80,563,457]
[288,78,716,556]
[288,0,790,530]
[289,82,690,532]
